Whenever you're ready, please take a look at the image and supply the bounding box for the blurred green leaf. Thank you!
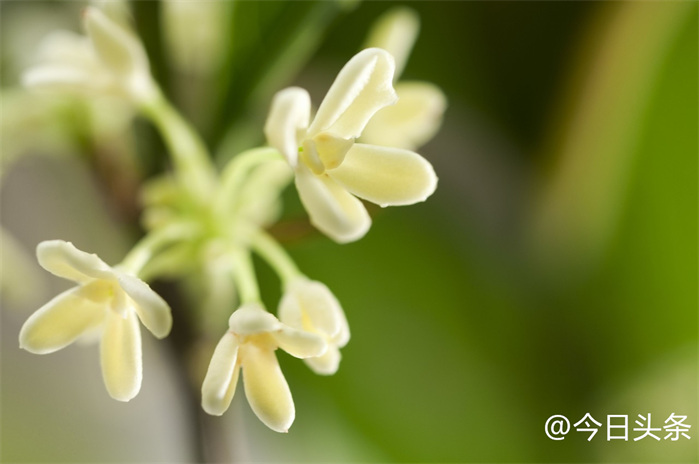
[528,2,695,277]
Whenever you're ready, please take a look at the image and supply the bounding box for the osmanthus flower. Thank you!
[21,6,156,103]
[18,240,172,402]
[264,48,438,243]
[201,303,326,433]
[278,278,350,375]
[360,8,447,151]
[361,81,446,151]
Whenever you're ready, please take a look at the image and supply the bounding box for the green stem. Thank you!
[231,247,261,304]
[119,222,199,276]
[140,89,218,202]
[250,230,301,286]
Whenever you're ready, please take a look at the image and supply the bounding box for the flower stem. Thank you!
[231,247,261,304]
[250,230,301,286]
[140,89,218,202]
[119,222,199,276]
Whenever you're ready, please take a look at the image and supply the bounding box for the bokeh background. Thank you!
[1,1,697,463]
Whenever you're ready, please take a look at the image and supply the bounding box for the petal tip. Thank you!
[268,418,294,434]
[202,400,226,416]
[322,217,371,244]
[151,324,172,340]
[82,5,105,24]
[107,381,140,402]
[17,335,37,353]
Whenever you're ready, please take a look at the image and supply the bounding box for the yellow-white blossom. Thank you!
[360,8,447,150]
[201,303,326,432]
[19,240,172,401]
[362,7,419,78]
[360,81,446,150]
[22,6,155,103]
[264,48,438,243]
[278,278,349,375]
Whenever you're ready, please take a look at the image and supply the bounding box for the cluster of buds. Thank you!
[17,5,444,432]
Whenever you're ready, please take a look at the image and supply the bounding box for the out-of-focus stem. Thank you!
[161,285,233,463]
[231,247,261,305]
[140,89,218,202]
[119,222,199,276]
[251,230,301,286]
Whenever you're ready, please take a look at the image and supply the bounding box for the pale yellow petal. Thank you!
[361,81,447,150]
[241,344,294,433]
[36,240,114,283]
[279,279,343,338]
[21,31,105,94]
[264,87,310,166]
[304,344,342,376]
[100,309,142,401]
[294,163,371,243]
[307,48,397,140]
[35,30,95,66]
[329,143,437,207]
[334,308,350,348]
[92,0,133,30]
[228,304,280,335]
[201,332,240,416]
[273,326,327,359]
[309,132,354,171]
[363,7,420,78]
[19,286,105,354]
[83,6,152,99]
[84,6,147,76]
[276,288,302,328]
[21,65,99,93]
[110,280,131,318]
[117,273,172,339]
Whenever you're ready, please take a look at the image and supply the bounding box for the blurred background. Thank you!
[1,1,697,462]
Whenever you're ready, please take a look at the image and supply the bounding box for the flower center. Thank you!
[240,332,278,352]
[301,132,354,175]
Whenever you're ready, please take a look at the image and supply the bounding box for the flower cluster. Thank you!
[16,4,444,432]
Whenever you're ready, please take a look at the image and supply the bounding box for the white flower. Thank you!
[361,8,447,150]
[360,81,446,150]
[278,278,349,375]
[21,6,155,102]
[264,48,438,243]
[201,304,326,432]
[362,7,420,78]
[19,240,172,401]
